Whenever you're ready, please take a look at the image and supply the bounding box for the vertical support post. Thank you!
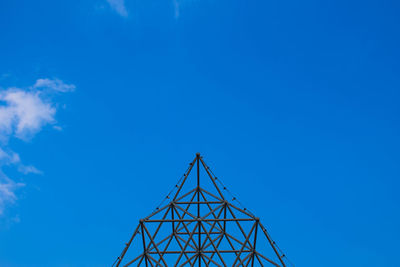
[252,218,259,267]
[197,152,200,211]
[223,202,227,233]
[140,221,149,267]
[196,153,201,266]
[171,203,175,234]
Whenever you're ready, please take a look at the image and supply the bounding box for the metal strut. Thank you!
[114,153,289,267]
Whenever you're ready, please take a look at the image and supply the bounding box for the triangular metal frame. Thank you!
[114,153,287,267]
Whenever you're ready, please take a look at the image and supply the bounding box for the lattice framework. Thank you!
[114,154,287,267]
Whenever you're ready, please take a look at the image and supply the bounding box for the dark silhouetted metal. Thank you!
[114,153,288,267]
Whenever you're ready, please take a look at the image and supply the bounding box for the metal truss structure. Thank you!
[114,153,288,267]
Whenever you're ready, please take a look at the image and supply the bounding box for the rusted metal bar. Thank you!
[115,223,140,267]
[172,156,197,201]
[255,252,281,267]
[251,219,259,267]
[144,218,255,223]
[259,222,286,267]
[199,157,225,200]
[174,221,199,267]
[232,222,256,266]
[140,222,149,267]
[200,222,227,267]
[197,153,201,267]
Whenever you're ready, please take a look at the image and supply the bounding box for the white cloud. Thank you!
[0,148,20,165]
[0,89,56,141]
[0,78,74,217]
[53,125,63,131]
[33,78,76,93]
[0,175,24,216]
[0,147,41,174]
[0,147,40,215]
[106,0,128,17]
[18,165,42,175]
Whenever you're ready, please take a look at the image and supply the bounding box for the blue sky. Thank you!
[0,0,399,266]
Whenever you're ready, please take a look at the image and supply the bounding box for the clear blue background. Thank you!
[0,0,399,266]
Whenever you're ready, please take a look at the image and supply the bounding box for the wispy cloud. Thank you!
[172,0,195,19]
[0,175,24,216]
[33,78,76,93]
[106,0,128,17]
[102,0,191,19]
[173,0,180,19]
[0,78,74,216]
